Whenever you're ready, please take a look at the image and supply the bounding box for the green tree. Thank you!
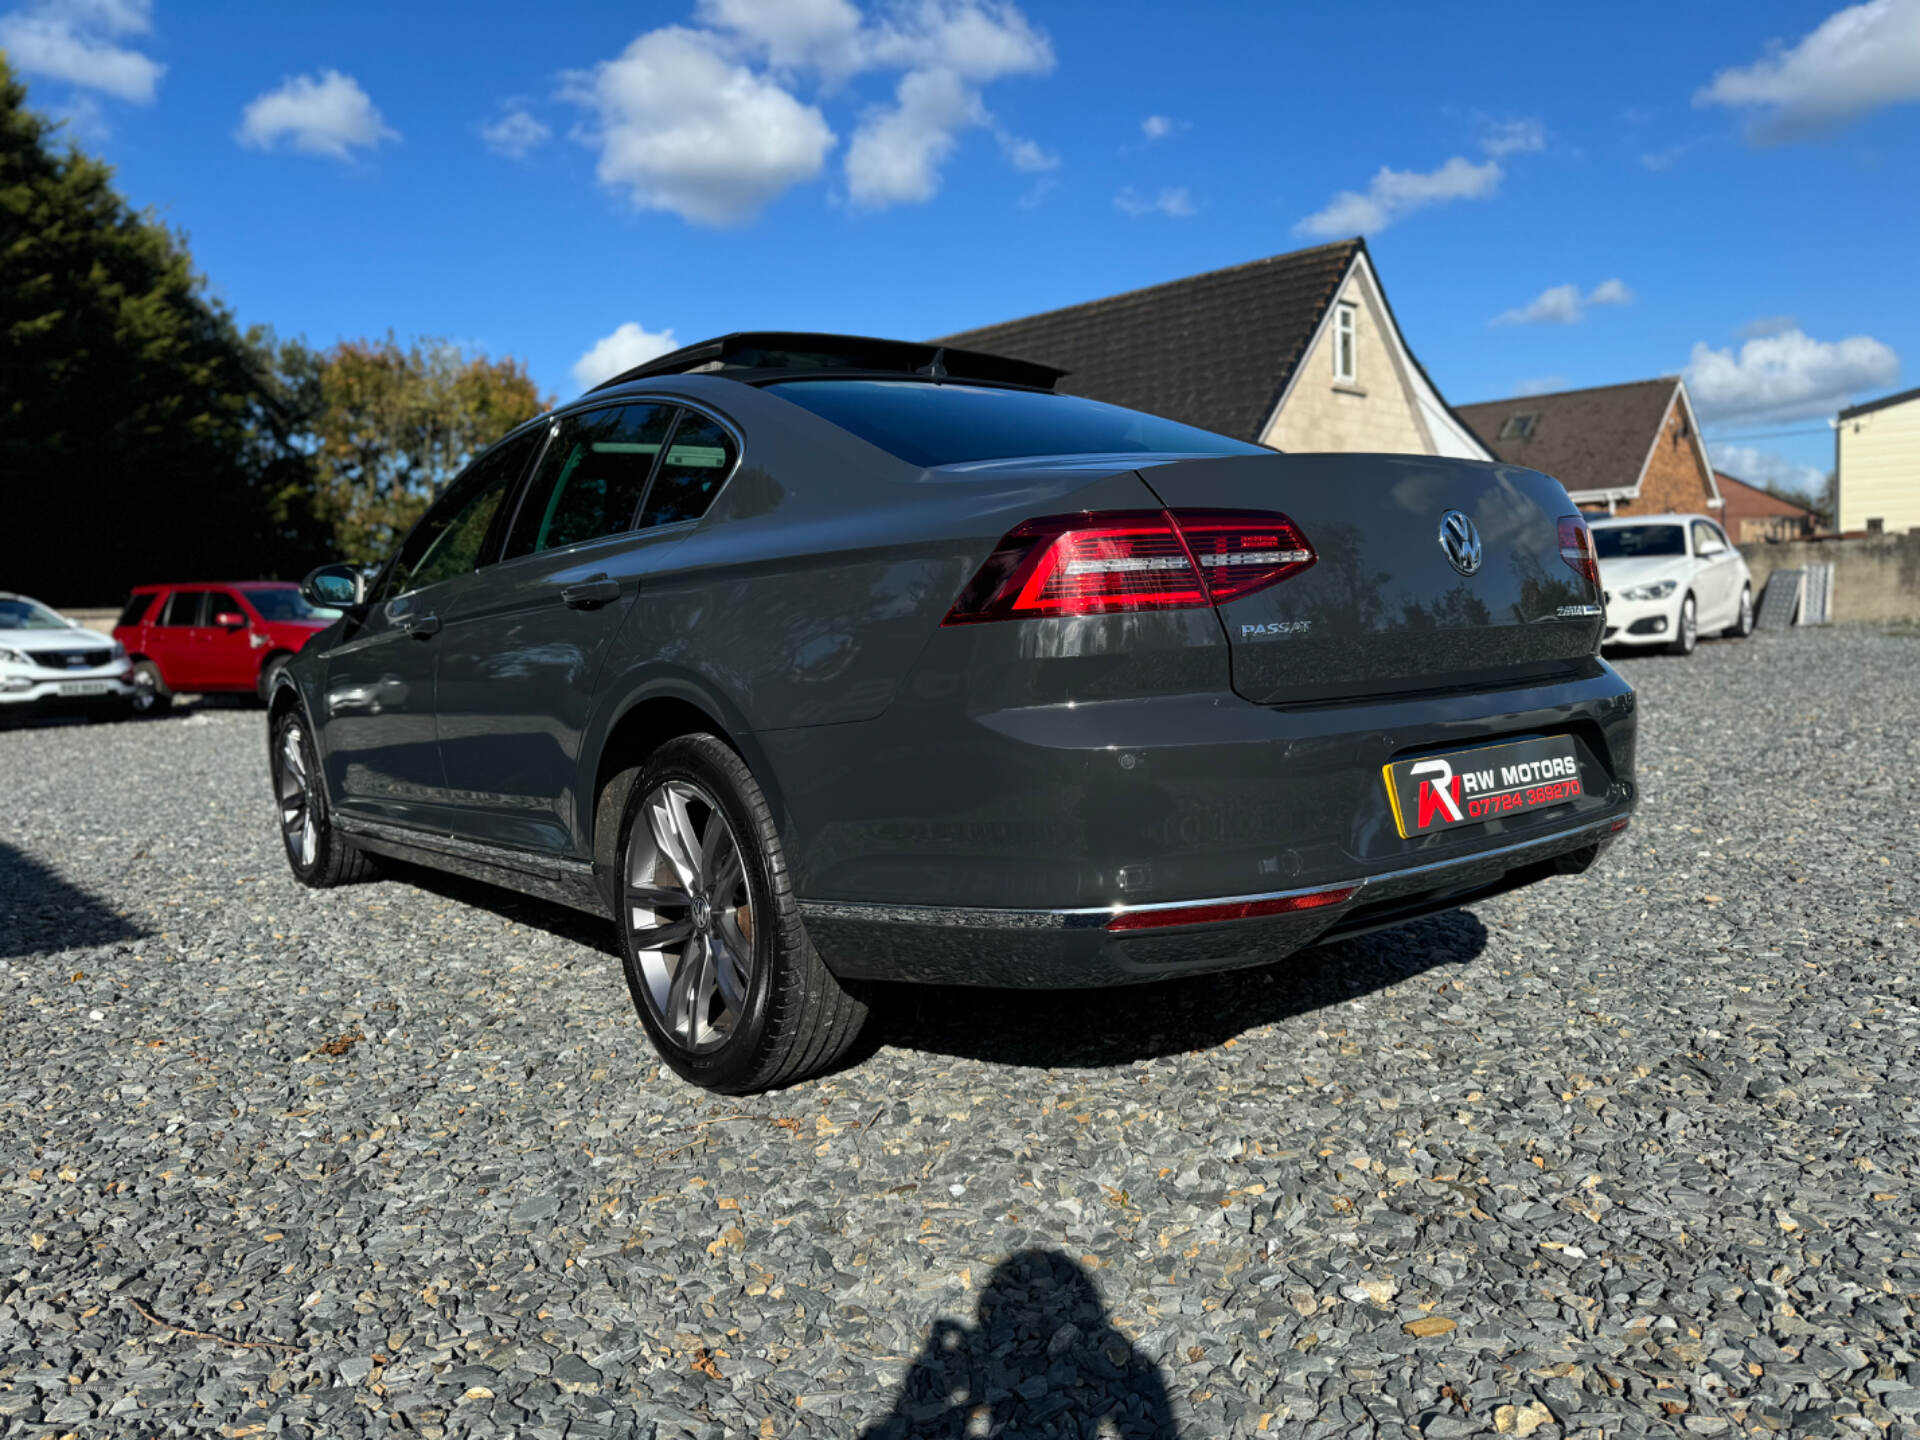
[303,335,549,564]
[0,56,328,604]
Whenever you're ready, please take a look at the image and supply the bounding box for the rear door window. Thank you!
[639,413,737,528]
[157,592,205,626]
[502,404,674,560]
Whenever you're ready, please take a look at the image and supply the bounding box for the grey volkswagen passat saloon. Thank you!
[270,333,1636,1093]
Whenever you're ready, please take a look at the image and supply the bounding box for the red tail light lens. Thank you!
[1558,515,1599,586]
[943,509,1315,625]
[1105,884,1356,932]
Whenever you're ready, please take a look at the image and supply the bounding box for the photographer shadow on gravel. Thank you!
[0,839,147,959]
[860,1248,1177,1439]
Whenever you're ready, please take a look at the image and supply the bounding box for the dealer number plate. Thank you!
[58,681,110,697]
[1383,735,1582,839]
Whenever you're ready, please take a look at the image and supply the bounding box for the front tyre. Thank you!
[617,733,867,1094]
[1724,584,1754,639]
[1667,593,1698,656]
[270,712,378,888]
[128,661,172,717]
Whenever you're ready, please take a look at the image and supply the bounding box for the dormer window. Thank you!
[1498,413,1538,441]
[1332,303,1357,384]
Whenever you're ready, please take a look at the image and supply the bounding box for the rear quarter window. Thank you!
[116,594,153,628]
[768,379,1268,468]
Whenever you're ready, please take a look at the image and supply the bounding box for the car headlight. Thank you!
[111,641,127,661]
[0,646,25,666]
[1619,579,1678,602]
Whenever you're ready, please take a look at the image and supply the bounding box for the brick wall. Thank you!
[1614,398,1716,517]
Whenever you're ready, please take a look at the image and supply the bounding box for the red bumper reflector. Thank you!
[1105,885,1357,933]
[1610,817,1631,833]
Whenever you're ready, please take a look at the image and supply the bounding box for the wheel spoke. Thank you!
[628,883,689,910]
[631,918,694,950]
[647,786,701,889]
[667,934,716,1045]
[710,845,743,906]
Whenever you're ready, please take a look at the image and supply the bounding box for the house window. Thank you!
[1498,413,1537,441]
[1331,303,1357,384]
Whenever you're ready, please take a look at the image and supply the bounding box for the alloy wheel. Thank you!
[625,779,755,1055]
[1739,588,1753,635]
[276,723,318,869]
[130,668,157,714]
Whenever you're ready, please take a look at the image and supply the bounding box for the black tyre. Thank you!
[1666,594,1697,656]
[271,711,379,888]
[257,652,291,704]
[128,661,172,716]
[615,733,867,1093]
[1723,584,1754,639]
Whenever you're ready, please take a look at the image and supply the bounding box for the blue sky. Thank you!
[8,0,1919,497]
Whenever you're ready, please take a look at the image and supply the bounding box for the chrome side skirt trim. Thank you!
[797,817,1617,931]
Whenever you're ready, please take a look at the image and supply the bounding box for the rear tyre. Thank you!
[616,733,867,1094]
[1724,584,1754,639]
[1667,594,1698,656]
[270,711,379,888]
[128,661,172,717]
[257,652,291,704]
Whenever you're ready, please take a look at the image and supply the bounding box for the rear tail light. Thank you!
[943,508,1315,625]
[1558,515,1599,586]
[1105,884,1356,932]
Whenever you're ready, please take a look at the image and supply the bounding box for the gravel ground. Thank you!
[2,626,1917,1440]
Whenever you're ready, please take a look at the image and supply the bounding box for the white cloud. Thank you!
[571,322,680,393]
[1295,156,1501,239]
[1515,375,1570,397]
[1697,0,1920,142]
[1114,185,1193,218]
[1480,116,1545,156]
[237,70,397,160]
[1710,442,1826,497]
[1491,279,1634,327]
[1140,113,1183,140]
[564,2,1053,222]
[481,107,551,160]
[562,27,834,226]
[842,1,1054,209]
[1686,326,1900,423]
[0,0,162,102]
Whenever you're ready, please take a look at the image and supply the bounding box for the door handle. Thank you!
[406,614,441,638]
[561,575,622,609]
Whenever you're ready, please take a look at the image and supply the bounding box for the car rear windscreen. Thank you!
[768,380,1269,468]
[1592,525,1686,559]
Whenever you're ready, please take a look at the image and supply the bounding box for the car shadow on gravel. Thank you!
[860,1248,1177,1439]
[867,909,1487,1070]
[370,859,623,957]
[0,839,148,958]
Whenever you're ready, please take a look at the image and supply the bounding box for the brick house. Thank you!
[1456,378,1724,518]
[937,238,1492,458]
[1714,470,1820,542]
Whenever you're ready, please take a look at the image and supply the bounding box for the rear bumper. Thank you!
[802,815,1623,986]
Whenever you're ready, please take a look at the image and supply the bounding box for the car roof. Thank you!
[129,580,298,592]
[1589,513,1712,526]
[585,330,1066,395]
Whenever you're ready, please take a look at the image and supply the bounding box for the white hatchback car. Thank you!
[1590,514,1754,655]
[0,592,137,717]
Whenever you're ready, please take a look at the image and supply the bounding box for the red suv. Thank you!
[114,582,340,714]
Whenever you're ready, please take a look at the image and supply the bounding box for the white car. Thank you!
[1590,514,1754,656]
[0,592,137,717]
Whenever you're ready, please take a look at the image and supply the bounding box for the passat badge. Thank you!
[1438,511,1482,576]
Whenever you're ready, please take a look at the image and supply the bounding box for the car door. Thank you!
[147,589,206,689]
[199,588,258,690]
[319,429,543,829]
[1690,519,1738,628]
[434,402,730,856]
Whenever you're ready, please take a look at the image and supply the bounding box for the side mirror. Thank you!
[302,563,366,610]
[214,611,248,629]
